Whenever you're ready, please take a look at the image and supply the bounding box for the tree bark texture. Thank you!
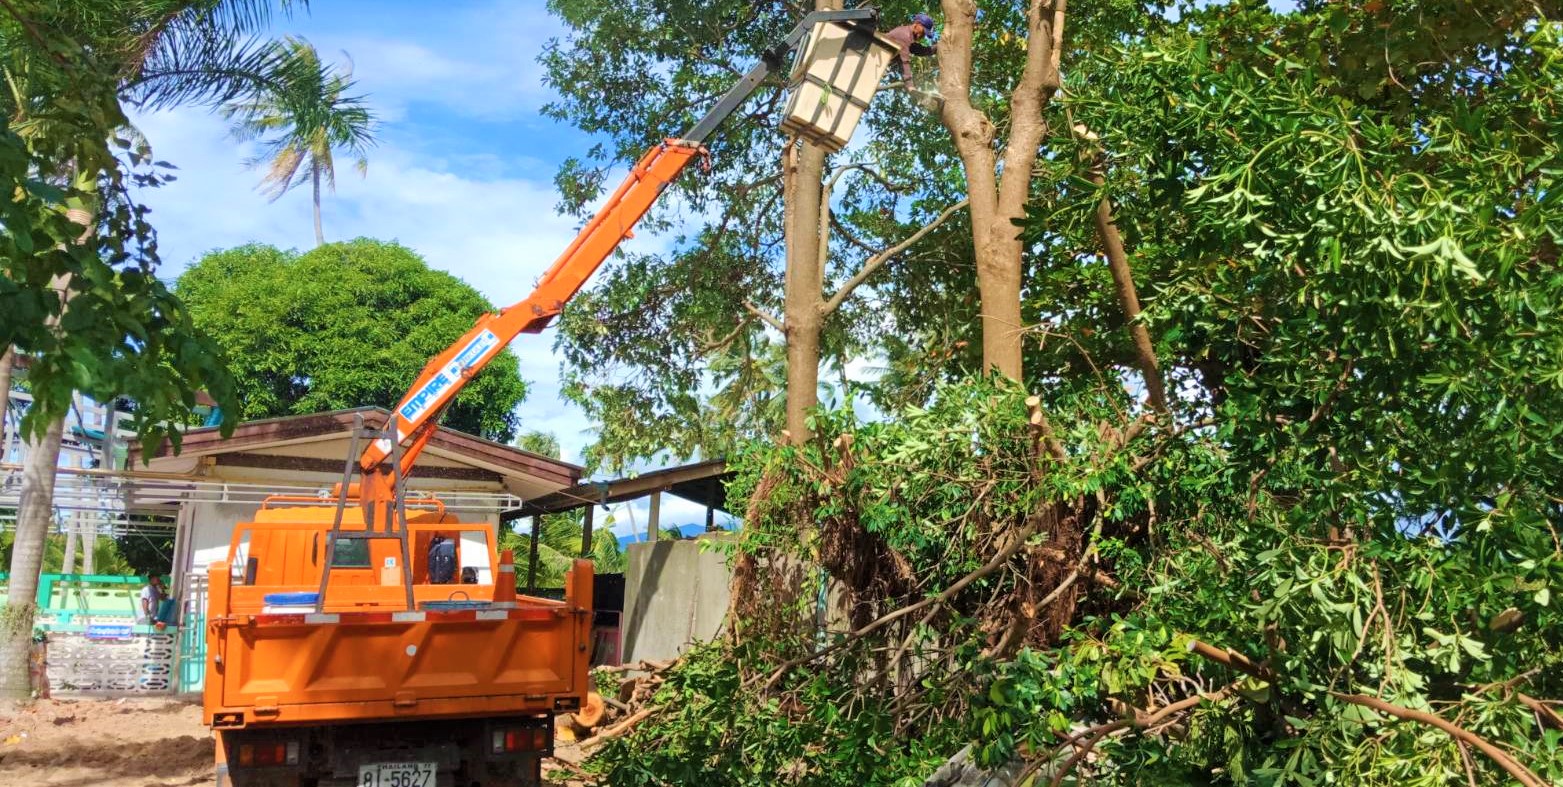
[783,137,827,444]
[937,0,1067,380]
[1082,141,1168,414]
[780,0,840,444]
[62,525,77,575]
[82,515,95,574]
[0,414,65,700]
[1,190,90,698]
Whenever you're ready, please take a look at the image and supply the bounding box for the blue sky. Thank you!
[130,1,717,537]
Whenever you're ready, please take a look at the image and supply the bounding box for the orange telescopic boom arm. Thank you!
[351,9,880,510]
[357,140,704,482]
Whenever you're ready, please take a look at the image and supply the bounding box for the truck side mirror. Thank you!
[244,556,259,585]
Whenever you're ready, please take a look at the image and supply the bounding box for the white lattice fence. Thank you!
[45,625,177,694]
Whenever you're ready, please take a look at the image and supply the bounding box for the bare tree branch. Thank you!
[1518,693,1563,731]
[822,198,969,315]
[699,316,754,353]
[1331,693,1548,787]
[1045,0,1067,90]
[1041,685,1231,787]
[1071,121,1168,414]
[743,300,783,333]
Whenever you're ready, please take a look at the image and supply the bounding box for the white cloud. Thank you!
[126,0,726,471]
[303,2,564,123]
[130,108,627,464]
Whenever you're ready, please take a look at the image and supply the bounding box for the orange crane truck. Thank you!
[202,9,884,787]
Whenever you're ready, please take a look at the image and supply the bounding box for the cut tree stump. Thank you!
[571,691,606,730]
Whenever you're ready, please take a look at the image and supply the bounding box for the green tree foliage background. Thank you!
[585,2,1563,785]
[0,0,257,446]
[176,239,527,441]
[542,0,989,470]
[499,430,626,586]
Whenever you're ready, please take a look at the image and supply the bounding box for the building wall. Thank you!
[184,501,262,581]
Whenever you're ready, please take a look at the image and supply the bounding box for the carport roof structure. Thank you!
[508,459,733,520]
[131,406,583,501]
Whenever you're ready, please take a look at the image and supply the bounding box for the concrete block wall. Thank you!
[620,539,733,663]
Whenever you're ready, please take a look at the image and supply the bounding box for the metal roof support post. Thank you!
[526,515,541,595]
[647,491,661,542]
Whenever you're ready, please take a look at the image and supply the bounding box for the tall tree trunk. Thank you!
[62,394,83,575]
[87,400,120,576]
[81,515,95,574]
[0,414,65,700]
[779,0,840,444]
[62,524,77,575]
[312,167,324,246]
[0,178,92,699]
[937,0,1067,380]
[782,137,828,444]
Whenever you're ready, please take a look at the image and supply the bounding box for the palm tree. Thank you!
[500,514,628,590]
[0,0,298,700]
[225,37,376,246]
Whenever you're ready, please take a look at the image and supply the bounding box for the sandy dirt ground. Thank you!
[0,696,584,787]
[0,697,213,787]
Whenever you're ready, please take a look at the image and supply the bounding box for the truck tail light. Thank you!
[237,741,299,767]
[491,726,548,754]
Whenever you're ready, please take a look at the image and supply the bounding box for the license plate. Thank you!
[358,762,435,787]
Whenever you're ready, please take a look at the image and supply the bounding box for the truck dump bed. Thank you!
[203,501,592,730]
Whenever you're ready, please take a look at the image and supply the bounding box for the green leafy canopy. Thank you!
[176,239,527,441]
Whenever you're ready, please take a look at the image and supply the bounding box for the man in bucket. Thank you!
[885,12,938,85]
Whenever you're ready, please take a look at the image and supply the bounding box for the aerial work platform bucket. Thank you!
[780,21,899,152]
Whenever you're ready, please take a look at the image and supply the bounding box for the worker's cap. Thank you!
[913,13,937,32]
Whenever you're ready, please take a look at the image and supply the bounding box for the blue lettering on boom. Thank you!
[400,370,454,421]
[396,330,501,425]
[454,330,500,369]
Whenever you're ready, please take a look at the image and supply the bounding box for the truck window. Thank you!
[231,532,252,584]
[458,531,491,584]
[330,537,371,568]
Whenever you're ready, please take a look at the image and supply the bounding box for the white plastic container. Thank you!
[261,604,317,614]
[780,22,899,152]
